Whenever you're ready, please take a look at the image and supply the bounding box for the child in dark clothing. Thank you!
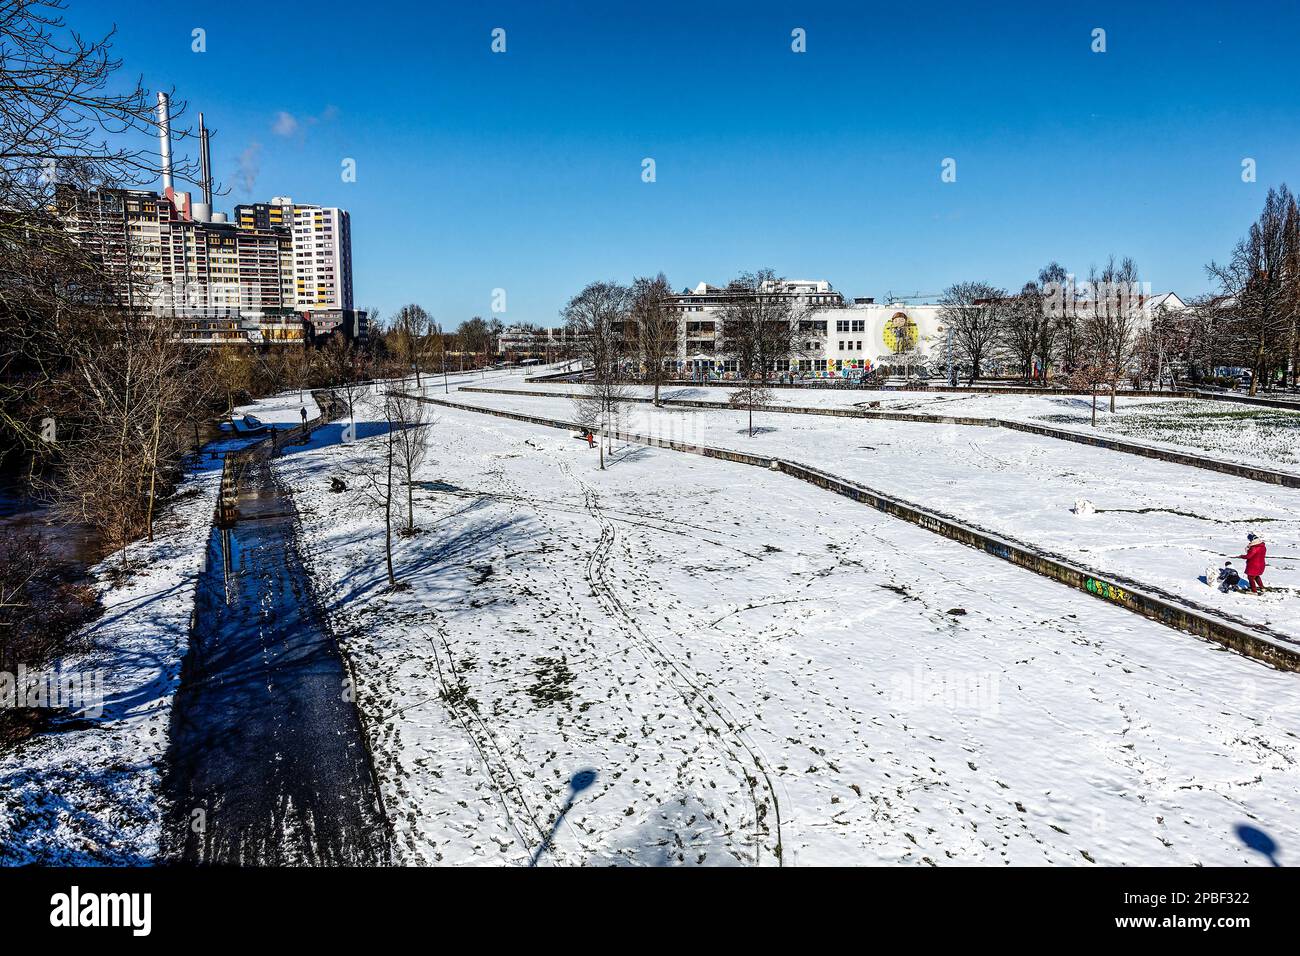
[1217,562,1242,593]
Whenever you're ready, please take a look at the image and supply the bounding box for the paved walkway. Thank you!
[164,411,389,864]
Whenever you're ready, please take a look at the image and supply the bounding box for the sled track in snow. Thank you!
[561,462,786,865]
[398,392,1300,672]
[420,615,551,860]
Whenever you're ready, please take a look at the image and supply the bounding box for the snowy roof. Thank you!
[1142,292,1186,313]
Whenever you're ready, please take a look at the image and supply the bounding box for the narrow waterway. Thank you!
[164,436,390,865]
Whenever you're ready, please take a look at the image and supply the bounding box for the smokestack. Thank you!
[157,92,174,193]
[198,111,213,205]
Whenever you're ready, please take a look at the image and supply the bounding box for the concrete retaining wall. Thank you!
[1187,390,1300,411]
[457,385,997,427]
[998,420,1300,487]
[403,391,1300,672]
[457,385,1300,488]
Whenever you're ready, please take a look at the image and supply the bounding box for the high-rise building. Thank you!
[233,197,355,314]
[55,185,303,343]
[53,93,364,345]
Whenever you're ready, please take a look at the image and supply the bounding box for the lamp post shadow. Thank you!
[1235,824,1281,866]
[529,769,598,868]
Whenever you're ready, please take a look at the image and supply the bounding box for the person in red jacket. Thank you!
[1238,533,1267,593]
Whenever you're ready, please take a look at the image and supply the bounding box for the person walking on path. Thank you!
[1237,532,1268,593]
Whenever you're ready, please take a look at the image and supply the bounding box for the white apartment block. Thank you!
[236,197,355,312]
[668,279,945,377]
[289,201,353,312]
[666,279,1182,378]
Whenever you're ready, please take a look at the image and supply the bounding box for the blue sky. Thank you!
[85,0,1300,326]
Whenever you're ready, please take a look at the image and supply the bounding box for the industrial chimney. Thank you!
[157,91,174,193]
[198,111,213,205]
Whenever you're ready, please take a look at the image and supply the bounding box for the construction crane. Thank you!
[881,290,944,303]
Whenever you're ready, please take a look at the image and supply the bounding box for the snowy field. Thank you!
[427,388,1300,644]
[276,391,1300,866]
[491,379,1300,474]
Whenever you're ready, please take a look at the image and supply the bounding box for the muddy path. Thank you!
[163,403,390,865]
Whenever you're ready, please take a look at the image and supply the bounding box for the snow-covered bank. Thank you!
[233,389,319,426]
[0,461,222,864]
[278,393,1300,865]
[443,389,1300,643]
[0,389,303,865]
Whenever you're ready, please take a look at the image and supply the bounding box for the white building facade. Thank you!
[668,279,945,380]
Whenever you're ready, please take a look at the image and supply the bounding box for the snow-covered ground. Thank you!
[491,380,1300,474]
[277,391,1300,866]
[0,457,224,864]
[427,388,1300,643]
[0,388,310,865]
[233,389,320,426]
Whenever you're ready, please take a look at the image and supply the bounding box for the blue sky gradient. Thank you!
[86,0,1300,325]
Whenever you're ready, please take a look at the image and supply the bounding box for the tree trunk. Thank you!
[145,402,163,542]
[406,458,415,532]
[1091,390,1097,427]
[384,436,397,586]
[1250,332,1265,396]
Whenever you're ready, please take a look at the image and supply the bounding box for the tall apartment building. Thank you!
[54,93,364,344]
[56,185,303,343]
[233,198,354,312]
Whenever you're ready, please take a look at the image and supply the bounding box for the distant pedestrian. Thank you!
[1237,532,1267,593]
[300,406,308,426]
[585,429,595,448]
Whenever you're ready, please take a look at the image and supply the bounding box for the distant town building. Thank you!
[661,279,1184,379]
[663,279,946,377]
[497,326,586,362]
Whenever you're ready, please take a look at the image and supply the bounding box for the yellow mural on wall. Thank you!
[882,311,918,354]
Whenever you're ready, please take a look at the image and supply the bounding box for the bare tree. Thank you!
[320,331,370,425]
[718,270,813,436]
[631,273,677,406]
[391,304,434,389]
[46,313,208,563]
[1207,185,1299,394]
[1005,262,1067,382]
[1085,256,1143,411]
[1,0,209,451]
[565,280,631,469]
[388,393,434,535]
[277,342,315,404]
[1003,283,1042,382]
[937,281,1007,384]
[456,316,493,369]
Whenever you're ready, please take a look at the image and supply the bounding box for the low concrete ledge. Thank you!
[457,385,998,427]
[402,391,1300,672]
[997,419,1300,488]
[457,385,1300,488]
[1186,390,1300,411]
